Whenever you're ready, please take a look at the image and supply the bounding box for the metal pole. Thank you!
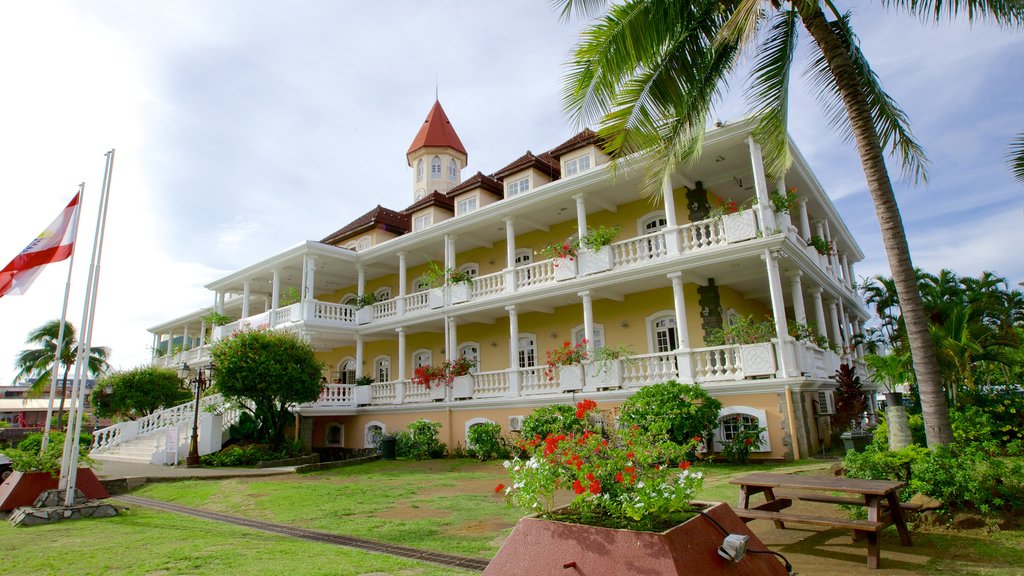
[187,370,204,466]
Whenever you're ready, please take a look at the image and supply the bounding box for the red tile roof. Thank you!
[321,205,410,246]
[548,128,604,159]
[493,150,560,180]
[404,191,454,214]
[447,171,503,198]
[406,100,467,162]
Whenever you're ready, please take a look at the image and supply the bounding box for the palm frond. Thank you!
[1009,131,1024,184]
[746,7,799,180]
[550,0,610,23]
[879,0,1024,26]
[804,12,930,183]
[718,0,768,53]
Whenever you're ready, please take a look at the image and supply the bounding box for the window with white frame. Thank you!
[457,196,478,215]
[518,335,537,368]
[465,417,494,448]
[816,391,835,415]
[341,294,357,306]
[652,316,678,353]
[459,343,480,373]
[514,249,532,267]
[724,308,742,328]
[449,159,458,180]
[413,213,433,231]
[459,263,479,278]
[641,213,668,234]
[506,176,530,197]
[413,276,430,292]
[374,287,391,301]
[563,154,592,177]
[431,156,442,178]
[375,356,391,383]
[714,407,770,453]
[413,349,432,369]
[357,238,371,251]
[326,422,344,447]
[416,159,424,182]
[573,324,604,350]
[337,359,356,384]
[364,422,384,448]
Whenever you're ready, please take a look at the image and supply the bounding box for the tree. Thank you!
[90,366,192,420]
[210,330,323,448]
[1010,131,1024,184]
[831,363,868,432]
[558,0,1024,446]
[617,380,722,448]
[13,320,109,425]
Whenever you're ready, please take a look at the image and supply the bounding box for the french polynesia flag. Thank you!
[0,192,81,298]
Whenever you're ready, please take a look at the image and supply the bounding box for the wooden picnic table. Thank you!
[729,472,914,569]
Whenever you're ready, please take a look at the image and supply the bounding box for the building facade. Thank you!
[140,101,874,461]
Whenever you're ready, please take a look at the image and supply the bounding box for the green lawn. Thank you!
[0,506,471,576]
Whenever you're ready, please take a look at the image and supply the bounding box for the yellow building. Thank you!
[113,101,874,464]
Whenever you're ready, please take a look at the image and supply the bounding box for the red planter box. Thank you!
[0,469,109,511]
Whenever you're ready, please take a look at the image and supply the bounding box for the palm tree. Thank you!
[13,320,109,425]
[1010,131,1024,184]
[557,0,1024,446]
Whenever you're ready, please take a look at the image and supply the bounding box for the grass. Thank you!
[920,530,1024,575]
[0,506,471,576]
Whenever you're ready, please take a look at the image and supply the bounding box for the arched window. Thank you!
[431,156,442,179]
[337,358,356,384]
[458,263,479,278]
[357,238,371,251]
[572,324,604,350]
[459,343,480,373]
[724,308,742,328]
[518,334,537,368]
[713,406,770,453]
[448,159,458,180]
[639,212,668,235]
[647,314,678,353]
[413,276,430,292]
[374,287,392,301]
[416,159,424,182]
[364,421,385,448]
[341,293,357,306]
[465,417,495,448]
[514,249,532,266]
[326,422,344,447]
[374,356,391,383]
[413,349,432,370]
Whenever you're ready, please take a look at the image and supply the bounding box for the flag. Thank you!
[0,192,81,298]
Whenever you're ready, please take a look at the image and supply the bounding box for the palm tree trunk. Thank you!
[799,4,953,445]
[57,365,71,428]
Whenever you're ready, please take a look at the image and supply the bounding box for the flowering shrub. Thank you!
[769,186,799,214]
[520,404,594,440]
[500,400,703,531]
[395,418,447,460]
[541,239,579,261]
[412,358,477,389]
[543,339,589,381]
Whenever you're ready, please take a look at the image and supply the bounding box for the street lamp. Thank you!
[178,362,215,467]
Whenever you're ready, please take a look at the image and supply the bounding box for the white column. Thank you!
[167,330,174,356]
[448,317,458,362]
[823,220,836,273]
[396,327,406,404]
[444,234,456,271]
[764,249,791,376]
[837,299,849,350]
[271,269,281,311]
[789,272,807,324]
[747,136,776,232]
[182,325,190,351]
[579,290,595,352]
[507,305,521,396]
[828,300,842,348]
[841,254,852,288]
[662,175,681,254]
[357,265,365,297]
[216,292,225,315]
[397,252,407,315]
[574,194,588,240]
[668,272,693,382]
[151,333,158,356]
[797,199,812,243]
[810,288,828,340]
[199,319,207,347]
[355,336,364,379]
[504,217,517,293]
[241,280,251,318]
[847,261,856,288]
[854,320,866,358]
[775,180,793,233]
[302,255,317,301]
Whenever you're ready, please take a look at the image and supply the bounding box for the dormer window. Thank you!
[416,159,424,182]
[457,196,477,215]
[413,213,433,231]
[507,176,530,197]
[431,156,442,179]
[449,159,458,180]
[564,154,592,177]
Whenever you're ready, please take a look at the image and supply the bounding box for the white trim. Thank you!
[572,323,604,349]
[645,310,676,354]
[373,355,391,383]
[364,420,385,448]
[374,286,392,300]
[325,422,345,447]
[713,406,770,453]
[458,342,480,373]
[517,332,537,368]
[637,210,667,236]
[337,357,356,384]
[465,417,496,448]
[458,262,479,277]
[412,348,432,368]
[340,292,357,306]
[514,248,533,266]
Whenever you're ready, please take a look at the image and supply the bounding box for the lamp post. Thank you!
[178,362,214,467]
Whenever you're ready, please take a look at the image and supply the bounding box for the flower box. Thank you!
[451,375,474,400]
[484,501,786,576]
[428,287,445,309]
[722,210,758,243]
[739,342,777,377]
[428,383,447,401]
[553,257,577,282]
[558,365,584,392]
[579,246,612,276]
[450,282,470,305]
[356,307,373,325]
[585,360,621,390]
[354,386,373,406]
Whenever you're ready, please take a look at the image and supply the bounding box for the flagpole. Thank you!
[40,183,85,453]
[58,151,114,504]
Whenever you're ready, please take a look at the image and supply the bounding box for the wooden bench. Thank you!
[774,490,923,511]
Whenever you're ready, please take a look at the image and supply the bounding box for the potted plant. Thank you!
[769,186,799,215]
[807,235,834,257]
[540,240,579,281]
[445,268,474,304]
[423,261,448,309]
[446,357,476,399]
[863,351,914,450]
[543,340,589,391]
[706,315,777,377]
[412,364,449,401]
[709,198,757,243]
[353,375,374,406]
[585,344,632,390]
[353,293,377,325]
[490,400,785,575]
[578,225,620,275]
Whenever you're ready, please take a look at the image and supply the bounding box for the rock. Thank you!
[951,513,986,530]
[908,493,943,511]
[916,510,942,527]
[829,462,846,476]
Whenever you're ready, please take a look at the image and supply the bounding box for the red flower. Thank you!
[575,399,598,419]
[589,481,602,494]
[679,461,691,471]
[495,483,505,493]
[626,452,634,459]
[615,472,624,483]
[573,480,585,495]
[744,437,753,446]
[585,473,596,483]
[693,436,702,442]
[654,464,661,471]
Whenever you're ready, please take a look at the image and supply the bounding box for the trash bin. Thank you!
[381,436,397,460]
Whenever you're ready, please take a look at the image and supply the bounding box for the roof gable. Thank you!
[321,205,410,245]
[407,100,467,159]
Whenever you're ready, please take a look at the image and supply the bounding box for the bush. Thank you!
[521,404,593,440]
[199,443,298,467]
[910,444,1024,514]
[2,432,93,473]
[618,380,722,453]
[395,419,446,460]
[960,388,1024,450]
[844,443,928,485]
[467,422,512,461]
[228,411,260,442]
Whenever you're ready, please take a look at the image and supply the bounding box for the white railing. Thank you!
[312,300,356,324]
[610,232,668,268]
[92,393,225,452]
[679,217,727,251]
[372,298,398,320]
[371,381,398,404]
[693,345,744,381]
[404,291,429,313]
[516,260,555,289]
[621,352,678,387]
[316,384,356,406]
[404,382,431,403]
[472,370,510,397]
[471,270,506,299]
[271,304,298,327]
[520,367,557,395]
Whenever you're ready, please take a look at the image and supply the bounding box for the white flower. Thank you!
[503,460,511,469]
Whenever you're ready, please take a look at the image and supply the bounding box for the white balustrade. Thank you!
[610,232,669,268]
[516,260,555,289]
[472,370,510,397]
[370,381,397,405]
[312,300,357,324]
[471,270,506,299]
[372,298,398,320]
[693,345,744,381]
[404,291,429,313]
[520,366,558,395]
[93,393,226,452]
[621,352,678,387]
[315,384,356,406]
[403,382,431,403]
[271,304,298,327]
[679,217,727,251]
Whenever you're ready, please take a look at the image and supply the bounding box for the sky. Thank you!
[1,1,1022,385]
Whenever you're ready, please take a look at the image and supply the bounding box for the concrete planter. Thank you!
[553,257,577,282]
[428,287,445,309]
[579,246,612,275]
[356,307,373,325]
[723,210,758,243]
[354,386,373,406]
[739,342,776,377]
[484,501,787,576]
[428,383,447,401]
[450,282,470,304]
[451,375,474,399]
[558,365,584,392]
[0,468,108,511]
[585,360,622,390]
